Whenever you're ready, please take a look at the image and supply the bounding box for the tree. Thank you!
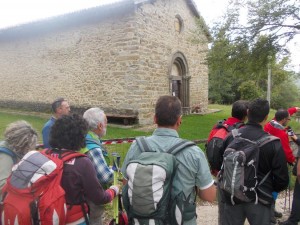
[225,0,300,51]
[192,0,300,106]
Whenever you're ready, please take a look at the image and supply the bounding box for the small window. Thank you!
[175,15,184,33]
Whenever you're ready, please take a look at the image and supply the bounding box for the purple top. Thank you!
[61,156,112,205]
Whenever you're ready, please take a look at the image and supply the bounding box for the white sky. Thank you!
[0,0,298,71]
[0,0,226,29]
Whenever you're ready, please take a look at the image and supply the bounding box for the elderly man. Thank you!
[81,107,113,225]
[42,97,70,148]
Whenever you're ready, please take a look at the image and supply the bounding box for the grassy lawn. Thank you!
[1,104,300,145]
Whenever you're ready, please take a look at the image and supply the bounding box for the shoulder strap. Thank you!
[60,151,86,162]
[136,136,152,153]
[135,137,195,155]
[166,140,196,155]
[257,135,279,147]
[231,128,240,138]
[216,119,227,128]
[43,149,86,162]
[0,147,18,163]
[234,122,244,129]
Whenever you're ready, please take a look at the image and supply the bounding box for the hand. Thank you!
[109,185,120,196]
[296,107,300,111]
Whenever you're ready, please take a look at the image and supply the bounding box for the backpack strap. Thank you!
[216,119,227,128]
[43,149,86,162]
[136,136,152,153]
[61,151,86,162]
[0,147,18,164]
[136,137,195,155]
[257,135,279,147]
[231,128,240,138]
[233,122,244,129]
[166,140,196,155]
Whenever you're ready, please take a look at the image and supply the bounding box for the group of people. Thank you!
[211,99,300,225]
[0,95,299,225]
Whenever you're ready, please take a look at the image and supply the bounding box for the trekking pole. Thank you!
[284,188,287,212]
[112,152,121,225]
[288,163,292,211]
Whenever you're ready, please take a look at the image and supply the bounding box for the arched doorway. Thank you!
[169,52,190,114]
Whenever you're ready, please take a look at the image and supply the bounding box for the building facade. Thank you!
[0,0,209,124]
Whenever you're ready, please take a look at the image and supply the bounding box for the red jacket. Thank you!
[264,107,297,163]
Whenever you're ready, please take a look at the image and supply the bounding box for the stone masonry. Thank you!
[0,0,209,125]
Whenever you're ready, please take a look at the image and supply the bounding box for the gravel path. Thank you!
[197,191,295,225]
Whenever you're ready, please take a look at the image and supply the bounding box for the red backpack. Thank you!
[1,149,86,225]
[206,120,243,175]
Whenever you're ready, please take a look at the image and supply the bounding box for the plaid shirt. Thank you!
[86,143,113,185]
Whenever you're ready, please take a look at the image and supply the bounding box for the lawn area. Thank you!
[1,104,300,145]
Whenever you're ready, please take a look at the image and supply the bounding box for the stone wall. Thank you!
[0,0,208,125]
[134,0,209,122]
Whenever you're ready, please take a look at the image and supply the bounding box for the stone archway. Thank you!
[169,52,191,114]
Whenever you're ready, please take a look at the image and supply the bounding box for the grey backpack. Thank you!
[218,130,278,205]
[122,137,196,225]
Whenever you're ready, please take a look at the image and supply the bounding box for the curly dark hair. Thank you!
[49,114,88,151]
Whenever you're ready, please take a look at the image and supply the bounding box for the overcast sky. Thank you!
[0,0,298,71]
[0,0,226,29]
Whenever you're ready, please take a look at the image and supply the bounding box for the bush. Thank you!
[238,81,262,100]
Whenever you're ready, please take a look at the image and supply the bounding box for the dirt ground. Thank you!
[197,191,295,225]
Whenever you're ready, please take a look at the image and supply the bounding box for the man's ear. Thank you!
[97,122,103,131]
[177,116,182,126]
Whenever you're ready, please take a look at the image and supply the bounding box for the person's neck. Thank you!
[157,125,178,131]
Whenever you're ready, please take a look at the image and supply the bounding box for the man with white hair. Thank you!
[81,107,113,225]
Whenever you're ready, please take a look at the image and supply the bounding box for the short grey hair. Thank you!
[83,108,106,130]
[4,120,38,157]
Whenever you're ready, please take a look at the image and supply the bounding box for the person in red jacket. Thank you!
[207,100,249,143]
[264,107,300,224]
[264,107,300,164]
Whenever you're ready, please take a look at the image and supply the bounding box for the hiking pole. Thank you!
[288,163,292,211]
[112,152,121,225]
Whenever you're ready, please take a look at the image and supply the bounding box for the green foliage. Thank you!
[226,0,300,50]
[271,79,300,109]
[194,0,300,107]
[238,81,262,100]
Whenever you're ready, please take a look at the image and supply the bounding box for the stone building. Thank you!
[0,0,210,125]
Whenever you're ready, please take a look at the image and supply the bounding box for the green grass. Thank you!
[1,105,300,144]
[0,111,46,141]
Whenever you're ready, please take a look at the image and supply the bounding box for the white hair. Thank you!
[83,107,106,130]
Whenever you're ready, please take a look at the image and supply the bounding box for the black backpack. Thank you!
[218,130,278,205]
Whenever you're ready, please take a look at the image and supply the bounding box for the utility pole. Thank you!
[267,55,272,105]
